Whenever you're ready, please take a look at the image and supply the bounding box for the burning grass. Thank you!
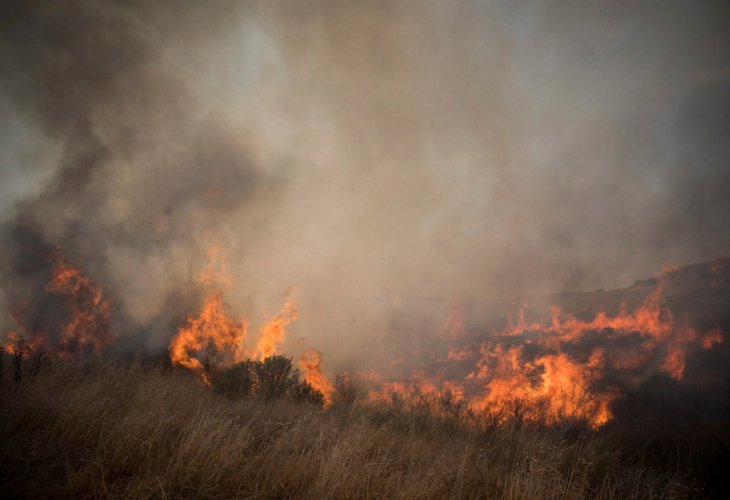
[0,357,722,499]
[1,256,729,497]
[6,248,728,435]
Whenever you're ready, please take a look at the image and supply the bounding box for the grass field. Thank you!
[0,358,721,499]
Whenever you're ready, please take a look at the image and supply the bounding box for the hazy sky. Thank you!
[1,1,729,357]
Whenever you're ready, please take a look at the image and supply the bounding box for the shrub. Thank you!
[333,372,361,405]
[212,355,325,407]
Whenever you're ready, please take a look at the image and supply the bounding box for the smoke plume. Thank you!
[1,1,730,372]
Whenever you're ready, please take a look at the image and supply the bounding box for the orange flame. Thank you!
[4,331,32,357]
[168,290,248,385]
[363,283,723,428]
[4,254,113,357]
[468,347,614,426]
[168,289,299,384]
[168,246,300,384]
[254,290,298,361]
[298,349,334,405]
[45,255,114,356]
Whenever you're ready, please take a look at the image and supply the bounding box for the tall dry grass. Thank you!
[0,360,705,499]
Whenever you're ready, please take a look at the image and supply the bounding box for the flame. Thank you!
[701,328,724,349]
[45,255,114,356]
[468,347,613,426]
[364,283,723,428]
[3,329,49,355]
[4,240,723,428]
[168,289,300,385]
[446,345,476,362]
[3,331,34,357]
[4,254,113,357]
[502,304,544,337]
[168,246,299,384]
[254,290,299,360]
[298,349,334,405]
[168,290,248,385]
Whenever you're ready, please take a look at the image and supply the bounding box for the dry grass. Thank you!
[0,361,706,499]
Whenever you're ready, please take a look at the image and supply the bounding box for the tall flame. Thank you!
[168,290,248,385]
[254,290,299,361]
[168,246,300,384]
[299,349,334,406]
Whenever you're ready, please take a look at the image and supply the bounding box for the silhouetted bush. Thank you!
[212,355,325,407]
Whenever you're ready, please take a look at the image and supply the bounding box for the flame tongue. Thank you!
[46,255,114,356]
[364,282,723,428]
[468,347,613,427]
[168,288,300,385]
[168,247,301,384]
[254,291,298,361]
[168,290,249,385]
[299,349,334,405]
[4,243,723,429]
[4,253,114,357]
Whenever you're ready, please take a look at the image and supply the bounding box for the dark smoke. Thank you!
[0,1,265,350]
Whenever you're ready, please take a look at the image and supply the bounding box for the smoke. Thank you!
[0,1,263,349]
[1,1,729,365]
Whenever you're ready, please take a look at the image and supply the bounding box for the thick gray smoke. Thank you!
[0,1,264,350]
[1,1,729,364]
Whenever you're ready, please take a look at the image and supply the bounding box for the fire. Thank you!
[502,304,544,337]
[490,283,710,382]
[45,255,114,356]
[363,283,723,428]
[298,349,334,405]
[367,371,465,409]
[530,284,671,349]
[4,253,113,357]
[168,247,300,385]
[168,288,300,384]
[254,290,299,360]
[3,331,32,357]
[2,241,723,427]
[168,290,248,385]
[701,328,724,349]
[468,347,614,426]
[4,329,49,356]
